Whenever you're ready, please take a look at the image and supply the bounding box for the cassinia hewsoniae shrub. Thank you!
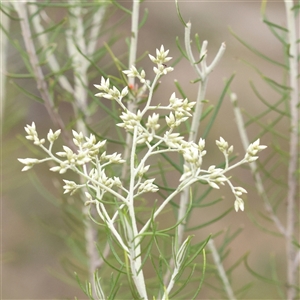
[19,46,267,215]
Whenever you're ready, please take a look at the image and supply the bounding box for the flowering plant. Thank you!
[18,45,266,299]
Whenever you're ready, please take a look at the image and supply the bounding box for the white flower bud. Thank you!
[18,158,40,171]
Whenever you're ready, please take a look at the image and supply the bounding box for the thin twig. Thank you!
[163,22,233,300]
[0,9,10,121]
[28,0,74,94]
[12,2,73,148]
[230,93,286,235]
[208,239,236,300]
[284,1,299,299]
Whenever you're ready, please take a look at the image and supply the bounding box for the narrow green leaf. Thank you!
[170,264,197,298]
[218,227,243,257]
[123,250,142,300]
[10,81,44,103]
[234,282,254,298]
[155,191,193,234]
[260,0,267,16]
[176,36,188,59]
[158,160,169,188]
[149,253,165,294]
[244,255,283,285]
[263,18,288,32]
[262,75,291,92]
[96,239,127,274]
[174,79,187,99]
[262,17,288,45]
[107,272,122,300]
[191,249,206,300]
[28,173,59,206]
[186,235,211,266]
[111,0,132,14]
[249,81,289,117]
[175,0,187,27]
[159,152,183,173]
[245,112,288,141]
[187,207,233,231]
[200,104,214,121]
[202,74,235,139]
[0,5,22,21]
[229,27,288,70]
[227,252,249,275]
[192,197,223,208]
[190,77,202,84]
[270,254,286,299]
[193,186,213,204]
[139,8,148,29]
[31,18,67,38]
[194,33,201,53]
[247,213,284,237]
[75,273,93,299]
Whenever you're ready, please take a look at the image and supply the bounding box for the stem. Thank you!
[208,239,236,300]
[128,0,140,91]
[14,3,107,296]
[120,0,140,183]
[28,0,74,94]
[284,1,299,299]
[188,78,207,142]
[162,21,232,299]
[128,127,148,299]
[117,3,148,296]
[230,93,286,234]
[12,2,73,147]
[0,9,9,121]
[65,3,109,295]
[178,22,208,245]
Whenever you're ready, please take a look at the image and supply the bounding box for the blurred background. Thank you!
[2,0,290,299]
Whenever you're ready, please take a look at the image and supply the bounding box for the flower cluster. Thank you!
[24,122,47,145]
[50,130,107,174]
[244,139,267,162]
[117,110,143,132]
[216,137,233,156]
[166,97,196,127]
[148,45,174,75]
[94,77,128,104]
[19,45,267,215]
[18,123,127,199]
[123,66,146,84]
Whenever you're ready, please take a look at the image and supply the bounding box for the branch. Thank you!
[284,1,299,299]
[12,2,73,147]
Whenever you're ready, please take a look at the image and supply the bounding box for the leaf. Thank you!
[107,272,122,300]
[186,207,233,231]
[111,0,132,15]
[176,36,188,59]
[229,27,288,70]
[138,8,148,29]
[244,255,284,286]
[175,0,187,27]
[191,249,206,300]
[174,79,187,99]
[263,18,288,32]
[247,213,284,237]
[218,226,243,257]
[10,81,44,103]
[202,73,235,139]
[249,81,289,117]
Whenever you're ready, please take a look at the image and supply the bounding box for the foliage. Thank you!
[2,0,299,299]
